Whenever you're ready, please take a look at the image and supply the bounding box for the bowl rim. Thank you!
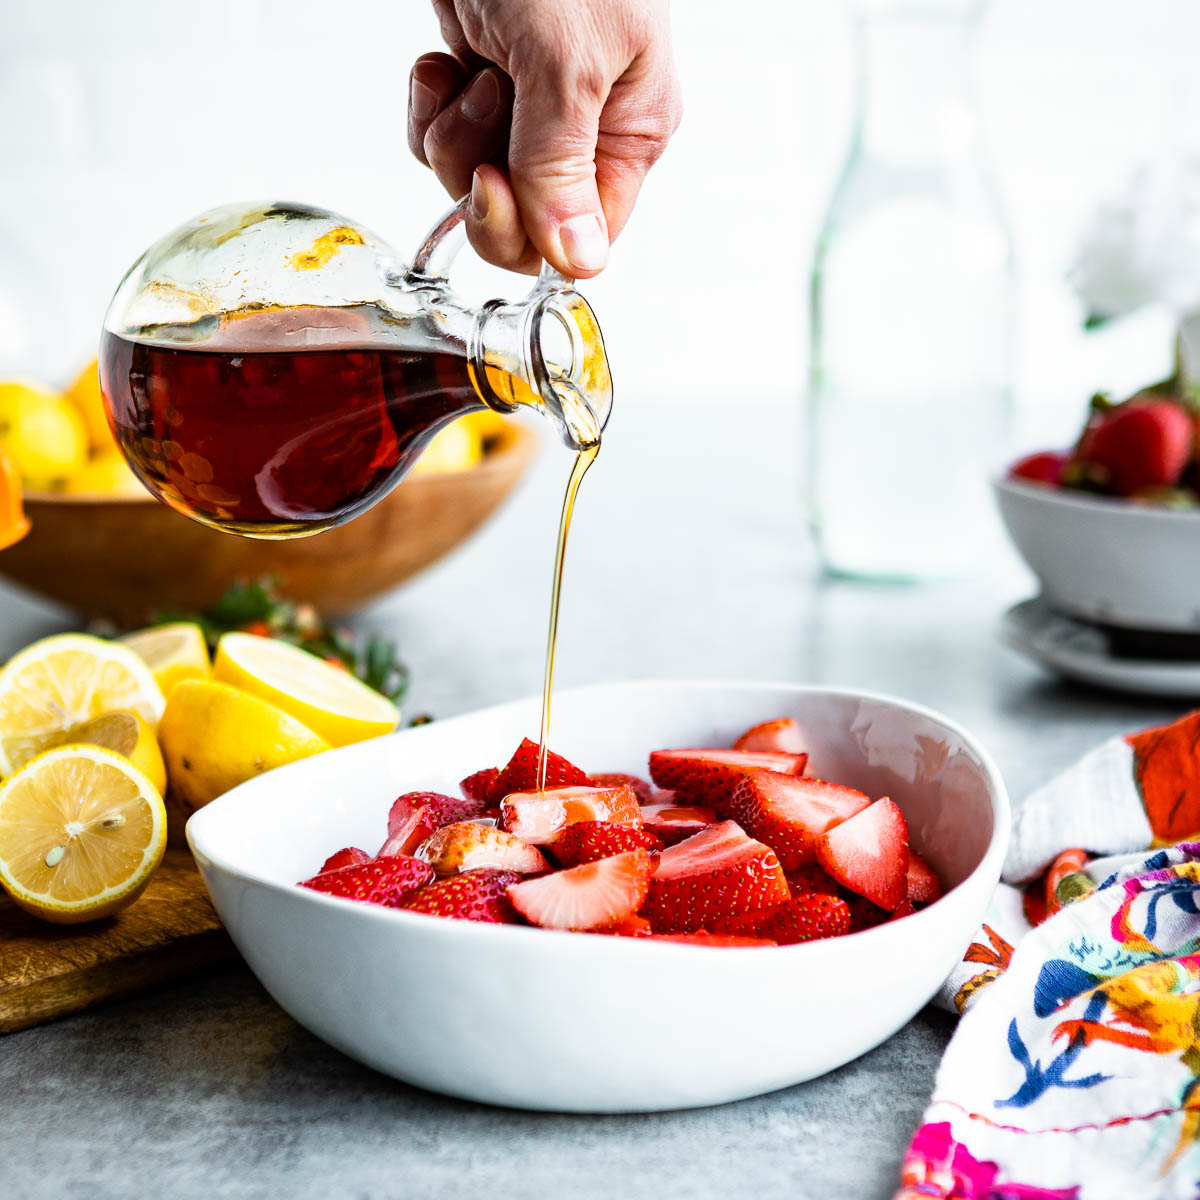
[993,472,1200,522]
[187,678,1011,958]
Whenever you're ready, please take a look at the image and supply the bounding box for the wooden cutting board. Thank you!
[0,848,239,1034]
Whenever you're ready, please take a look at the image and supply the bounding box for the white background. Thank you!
[2,0,1197,447]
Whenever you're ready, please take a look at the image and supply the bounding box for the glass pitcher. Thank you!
[100,199,613,539]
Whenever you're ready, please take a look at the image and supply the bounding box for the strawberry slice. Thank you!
[639,800,717,846]
[785,864,839,896]
[414,821,549,875]
[906,850,943,905]
[648,749,807,813]
[815,798,909,912]
[402,868,522,923]
[647,932,777,947]
[460,767,501,805]
[640,820,789,934]
[891,897,917,921]
[493,737,593,800]
[593,914,654,937]
[732,718,807,755]
[759,893,851,945]
[843,891,890,932]
[507,849,654,931]
[318,846,370,874]
[591,772,654,802]
[380,791,487,858]
[300,855,434,907]
[500,783,641,845]
[726,772,870,869]
[555,821,665,867]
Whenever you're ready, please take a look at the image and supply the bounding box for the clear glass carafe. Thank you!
[100,199,612,538]
[808,0,1014,579]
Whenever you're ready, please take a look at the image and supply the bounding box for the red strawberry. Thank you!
[703,905,783,937]
[725,772,871,869]
[648,748,807,812]
[759,893,851,945]
[402,868,522,923]
[461,767,501,804]
[646,932,777,947]
[593,914,654,937]
[891,897,917,921]
[507,849,654,931]
[785,864,839,896]
[555,821,665,867]
[591,772,655,802]
[1009,451,1068,487]
[815,798,909,912]
[380,791,486,858]
[318,846,370,874]
[414,821,549,875]
[492,737,593,800]
[1075,398,1193,495]
[300,855,434,907]
[842,890,890,932]
[640,820,789,934]
[906,851,943,905]
[732,718,807,754]
[639,800,718,846]
[500,783,641,845]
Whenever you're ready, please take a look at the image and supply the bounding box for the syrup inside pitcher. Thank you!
[99,199,612,538]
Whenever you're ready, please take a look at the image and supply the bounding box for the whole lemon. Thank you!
[65,451,146,497]
[0,382,88,490]
[66,359,117,453]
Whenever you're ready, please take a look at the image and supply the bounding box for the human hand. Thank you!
[408,0,682,277]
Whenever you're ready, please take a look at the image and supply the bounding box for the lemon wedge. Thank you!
[158,678,330,813]
[0,634,165,776]
[0,743,166,923]
[212,632,398,747]
[121,622,211,698]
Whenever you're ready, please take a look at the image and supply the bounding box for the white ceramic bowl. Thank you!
[995,475,1200,633]
[187,681,1009,1113]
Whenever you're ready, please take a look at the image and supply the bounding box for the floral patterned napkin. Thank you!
[896,712,1200,1199]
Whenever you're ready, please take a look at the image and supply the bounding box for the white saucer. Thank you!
[1002,597,1200,698]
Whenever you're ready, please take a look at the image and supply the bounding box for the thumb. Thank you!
[507,78,610,278]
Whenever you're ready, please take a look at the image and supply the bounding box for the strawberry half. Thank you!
[318,846,370,874]
[759,893,851,945]
[815,798,909,912]
[492,737,593,800]
[507,849,654,931]
[414,821,549,875]
[402,868,522,923]
[591,772,655,802]
[725,771,871,869]
[554,821,665,867]
[461,767,501,805]
[732,718,807,754]
[380,791,487,858]
[640,820,789,934]
[1075,398,1193,495]
[646,932,777,947]
[648,748,807,813]
[300,855,434,907]
[906,851,943,905]
[639,800,718,846]
[500,783,641,845]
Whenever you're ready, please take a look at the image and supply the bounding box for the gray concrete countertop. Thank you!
[0,401,1185,1199]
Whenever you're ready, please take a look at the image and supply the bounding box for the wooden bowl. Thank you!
[0,423,539,625]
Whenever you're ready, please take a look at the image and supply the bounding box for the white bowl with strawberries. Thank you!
[187,681,1008,1112]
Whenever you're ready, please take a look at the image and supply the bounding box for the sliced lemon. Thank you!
[158,678,330,813]
[66,710,167,795]
[0,743,166,923]
[212,632,398,748]
[0,634,165,776]
[121,622,212,698]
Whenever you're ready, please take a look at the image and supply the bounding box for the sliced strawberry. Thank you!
[593,914,654,937]
[492,737,593,800]
[703,905,784,937]
[843,890,890,932]
[648,748,807,813]
[402,868,522,923]
[726,772,871,869]
[891,897,917,921]
[639,800,718,846]
[640,820,789,934]
[785,864,839,896]
[1074,398,1193,495]
[460,767,501,804]
[507,849,653,931]
[555,821,665,867]
[300,855,434,906]
[389,791,484,836]
[646,932,777,947]
[1009,450,1068,487]
[906,850,943,905]
[318,846,370,874]
[591,772,655,802]
[732,718,807,754]
[816,798,909,911]
[759,893,851,945]
[500,784,641,845]
[414,821,549,875]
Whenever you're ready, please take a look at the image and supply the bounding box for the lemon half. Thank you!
[122,622,211,698]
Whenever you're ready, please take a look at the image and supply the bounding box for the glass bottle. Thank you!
[808,0,1014,579]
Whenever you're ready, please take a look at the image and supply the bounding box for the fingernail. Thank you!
[558,214,608,274]
[410,75,438,122]
[461,70,499,122]
[470,170,489,222]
